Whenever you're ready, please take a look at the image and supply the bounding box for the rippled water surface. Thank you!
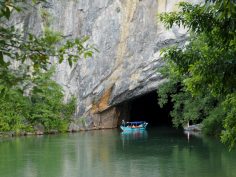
[0,127,236,177]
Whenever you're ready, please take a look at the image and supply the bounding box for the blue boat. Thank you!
[120,121,148,131]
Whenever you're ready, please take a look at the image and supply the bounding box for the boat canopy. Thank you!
[126,121,145,124]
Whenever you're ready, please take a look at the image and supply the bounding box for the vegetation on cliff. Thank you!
[0,67,76,134]
[0,0,93,134]
[158,0,236,149]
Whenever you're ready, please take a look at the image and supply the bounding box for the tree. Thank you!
[0,0,95,94]
[0,67,77,133]
[158,0,236,149]
[0,0,95,133]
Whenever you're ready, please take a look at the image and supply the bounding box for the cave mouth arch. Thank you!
[117,91,173,127]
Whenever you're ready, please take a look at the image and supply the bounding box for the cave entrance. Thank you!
[118,91,173,127]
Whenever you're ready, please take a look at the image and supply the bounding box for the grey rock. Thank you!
[17,0,200,129]
[48,130,59,134]
[26,132,35,136]
[35,131,44,135]
[68,122,80,132]
[34,123,45,134]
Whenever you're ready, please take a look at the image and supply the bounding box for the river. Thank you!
[0,127,236,177]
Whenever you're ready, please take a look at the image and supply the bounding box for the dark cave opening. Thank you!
[118,91,173,127]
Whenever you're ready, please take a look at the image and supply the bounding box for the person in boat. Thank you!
[122,120,125,126]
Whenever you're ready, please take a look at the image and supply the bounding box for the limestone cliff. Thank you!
[21,0,199,130]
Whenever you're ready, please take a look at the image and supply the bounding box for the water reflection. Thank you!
[183,130,202,142]
[0,128,236,177]
[121,130,148,140]
[121,130,148,148]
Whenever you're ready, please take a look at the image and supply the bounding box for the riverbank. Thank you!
[0,127,118,138]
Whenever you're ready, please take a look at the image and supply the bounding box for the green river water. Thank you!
[0,127,236,177]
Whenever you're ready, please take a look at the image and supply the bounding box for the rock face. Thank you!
[21,0,199,129]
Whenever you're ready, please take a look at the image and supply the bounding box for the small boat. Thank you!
[184,123,202,132]
[120,121,148,131]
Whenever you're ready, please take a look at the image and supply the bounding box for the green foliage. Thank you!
[0,0,96,93]
[202,106,224,136]
[40,8,53,27]
[158,0,236,148]
[29,68,76,132]
[0,0,93,134]
[30,68,64,131]
[0,89,31,133]
[0,68,77,133]
[221,93,236,150]
[62,96,77,120]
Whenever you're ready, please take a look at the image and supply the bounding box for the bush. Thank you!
[29,68,76,132]
[0,68,77,133]
[0,89,31,133]
[202,106,224,136]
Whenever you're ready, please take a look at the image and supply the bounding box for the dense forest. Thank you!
[158,0,236,149]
